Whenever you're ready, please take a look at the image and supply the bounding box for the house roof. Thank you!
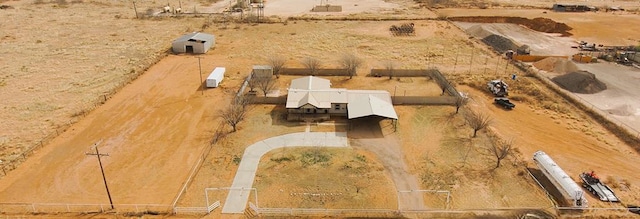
[347,91,398,119]
[286,89,348,109]
[286,76,398,120]
[174,32,214,43]
[290,76,331,90]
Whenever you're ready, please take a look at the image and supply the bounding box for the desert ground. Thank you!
[1,0,640,218]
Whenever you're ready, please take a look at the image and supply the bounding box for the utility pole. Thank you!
[86,141,114,209]
[132,1,138,19]
[197,56,204,95]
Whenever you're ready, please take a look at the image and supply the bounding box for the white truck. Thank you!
[533,151,588,208]
[206,67,225,88]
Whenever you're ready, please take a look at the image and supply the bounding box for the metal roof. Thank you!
[285,76,398,120]
[290,76,331,90]
[173,32,214,43]
[347,91,397,119]
[286,89,348,109]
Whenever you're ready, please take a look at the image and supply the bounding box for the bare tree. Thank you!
[454,96,468,114]
[302,56,321,76]
[383,60,396,79]
[220,96,252,132]
[340,53,363,79]
[490,139,513,168]
[268,55,286,79]
[465,111,492,137]
[247,73,257,93]
[255,75,277,97]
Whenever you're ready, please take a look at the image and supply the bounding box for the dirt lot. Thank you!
[2,0,640,217]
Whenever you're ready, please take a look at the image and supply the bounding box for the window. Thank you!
[334,104,340,110]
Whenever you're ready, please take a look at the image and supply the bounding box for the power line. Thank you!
[86,140,114,209]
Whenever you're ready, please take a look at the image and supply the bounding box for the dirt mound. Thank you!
[551,71,607,94]
[465,25,518,53]
[482,34,518,53]
[449,16,573,36]
[533,57,579,74]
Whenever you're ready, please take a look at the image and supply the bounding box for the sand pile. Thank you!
[450,16,573,36]
[551,71,607,94]
[533,57,579,74]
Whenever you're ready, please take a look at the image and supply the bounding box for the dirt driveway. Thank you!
[348,119,425,210]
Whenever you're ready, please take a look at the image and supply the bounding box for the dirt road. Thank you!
[0,55,237,204]
[349,119,426,210]
[461,85,640,206]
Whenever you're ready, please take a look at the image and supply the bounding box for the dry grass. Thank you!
[255,147,396,209]
[0,0,205,162]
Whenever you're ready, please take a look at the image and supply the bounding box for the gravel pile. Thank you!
[466,25,518,53]
[551,71,607,94]
[533,57,579,74]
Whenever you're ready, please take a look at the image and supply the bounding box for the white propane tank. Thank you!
[533,150,587,208]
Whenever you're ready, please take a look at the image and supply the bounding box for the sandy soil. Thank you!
[455,22,579,56]
[438,8,640,46]
[460,83,640,210]
[2,0,640,217]
[0,54,241,204]
[197,0,416,17]
[537,62,640,133]
[254,147,397,209]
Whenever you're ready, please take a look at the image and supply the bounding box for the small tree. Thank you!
[302,57,321,76]
[220,96,252,132]
[268,55,286,79]
[255,76,276,97]
[383,60,396,79]
[454,96,468,114]
[465,111,492,137]
[247,73,257,92]
[340,53,363,79]
[490,139,513,168]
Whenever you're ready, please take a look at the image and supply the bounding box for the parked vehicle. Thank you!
[579,171,619,202]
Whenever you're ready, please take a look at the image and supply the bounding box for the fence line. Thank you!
[279,68,350,76]
[0,203,172,214]
[513,61,640,141]
[0,49,170,179]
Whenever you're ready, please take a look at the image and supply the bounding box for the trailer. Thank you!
[533,151,588,208]
[206,67,225,88]
[579,171,619,202]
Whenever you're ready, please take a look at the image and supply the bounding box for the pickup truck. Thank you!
[494,98,515,110]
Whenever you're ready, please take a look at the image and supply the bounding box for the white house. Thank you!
[286,76,397,120]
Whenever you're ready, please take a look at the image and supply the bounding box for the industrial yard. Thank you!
[1,0,640,218]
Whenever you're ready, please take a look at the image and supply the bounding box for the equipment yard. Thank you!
[1,0,640,218]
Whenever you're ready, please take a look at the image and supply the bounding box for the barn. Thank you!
[172,32,215,54]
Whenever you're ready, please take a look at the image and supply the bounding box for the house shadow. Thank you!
[268,105,299,127]
[347,117,395,139]
[527,167,569,208]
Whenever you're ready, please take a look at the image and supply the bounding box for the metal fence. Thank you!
[391,96,457,105]
[280,68,350,76]
[0,203,172,214]
[513,61,640,141]
[369,69,438,77]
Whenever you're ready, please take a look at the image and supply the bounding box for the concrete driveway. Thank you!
[221,132,349,214]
